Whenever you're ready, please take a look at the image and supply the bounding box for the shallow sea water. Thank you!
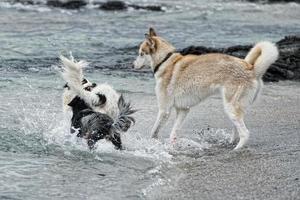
[0,1,299,199]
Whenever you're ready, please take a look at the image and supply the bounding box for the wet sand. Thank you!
[128,81,300,200]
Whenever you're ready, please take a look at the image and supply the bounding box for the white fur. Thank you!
[245,41,279,78]
[133,54,152,69]
[62,78,93,113]
[60,55,120,119]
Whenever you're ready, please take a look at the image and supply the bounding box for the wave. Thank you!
[0,82,233,161]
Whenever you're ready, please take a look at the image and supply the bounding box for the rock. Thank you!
[246,0,300,3]
[99,1,127,10]
[46,0,87,9]
[98,1,163,11]
[128,4,163,11]
[41,0,164,11]
[178,36,300,82]
[12,0,35,5]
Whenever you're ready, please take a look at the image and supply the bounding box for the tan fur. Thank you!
[246,47,261,65]
[160,54,183,89]
[173,53,255,87]
[141,42,152,54]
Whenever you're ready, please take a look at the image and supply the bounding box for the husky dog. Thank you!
[60,56,136,149]
[133,28,278,150]
[61,56,120,119]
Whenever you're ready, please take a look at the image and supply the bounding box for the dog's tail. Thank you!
[112,95,136,133]
[60,55,87,88]
[108,95,136,149]
[60,55,99,105]
[245,41,279,78]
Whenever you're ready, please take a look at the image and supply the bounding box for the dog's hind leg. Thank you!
[109,132,122,150]
[223,86,250,150]
[232,117,249,150]
[169,107,189,144]
[230,127,239,144]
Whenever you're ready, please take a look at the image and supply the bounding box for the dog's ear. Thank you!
[145,34,156,51]
[149,27,157,37]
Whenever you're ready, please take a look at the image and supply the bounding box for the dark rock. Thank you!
[99,1,127,11]
[179,46,220,55]
[12,0,35,5]
[44,0,163,11]
[46,0,87,9]
[246,0,300,3]
[178,35,300,82]
[128,4,163,11]
[98,1,163,11]
[97,173,106,176]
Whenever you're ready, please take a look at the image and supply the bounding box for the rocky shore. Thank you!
[9,0,300,11]
[11,0,164,11]
[179,36,300,82]
[10,0,300,10]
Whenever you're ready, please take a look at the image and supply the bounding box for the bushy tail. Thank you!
[112,95,136,132]
[60,55,87,90]
[245,41,279,78]
[60,55,99,106]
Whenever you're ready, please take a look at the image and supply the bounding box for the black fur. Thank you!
[113,95,136,132]
[94,93,107,106]
[63,83,70,90]
[82,78,88,84]
[67,95,136,150]
[63,78,97,92]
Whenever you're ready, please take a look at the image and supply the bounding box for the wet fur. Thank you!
[68,95,135,149]
[61,55,120,119]
[60,56,136,149]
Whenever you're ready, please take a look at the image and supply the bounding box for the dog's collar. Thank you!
[153,52,174,74]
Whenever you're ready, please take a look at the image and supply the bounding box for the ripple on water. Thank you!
[0,68,246,199]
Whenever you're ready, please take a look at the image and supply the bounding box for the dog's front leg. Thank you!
[169,108,190,144]
[151,108,171,138]
[151,85,173,138]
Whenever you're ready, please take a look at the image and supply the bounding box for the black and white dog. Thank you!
[68,94,135,149]
[60,56,136,149]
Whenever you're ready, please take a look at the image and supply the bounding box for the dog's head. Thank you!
[64,78,96,91]
[133,27,176,70]
[81,79,107,107]
[82,79,97,92]
[64,79,108,114]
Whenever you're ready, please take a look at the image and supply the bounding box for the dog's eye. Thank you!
[139,52,144,56]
